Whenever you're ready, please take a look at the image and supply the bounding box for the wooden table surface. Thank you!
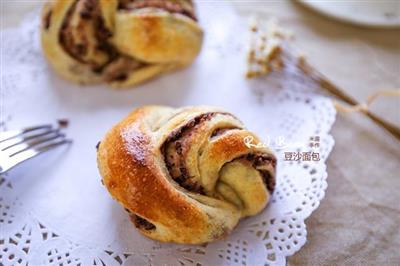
[2,1,400,265]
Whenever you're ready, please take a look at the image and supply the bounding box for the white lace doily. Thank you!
[0,2,336,266]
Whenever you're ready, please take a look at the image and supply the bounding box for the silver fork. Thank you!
[0,125,72,174]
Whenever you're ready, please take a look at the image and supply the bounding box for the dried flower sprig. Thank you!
[246,17,400,140]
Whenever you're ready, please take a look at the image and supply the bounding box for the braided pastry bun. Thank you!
[97,106,276,244]
[41,0,203,87]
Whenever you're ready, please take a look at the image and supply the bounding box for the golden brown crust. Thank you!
[41,0,203,88]
[97,106,276,243]
[112,10,202,64]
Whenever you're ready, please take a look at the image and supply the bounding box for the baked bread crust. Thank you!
[41,0,203,88]
[97,106,276,244]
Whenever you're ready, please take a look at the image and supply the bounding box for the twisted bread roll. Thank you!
[41,0,203,87]
[97,106,276,244]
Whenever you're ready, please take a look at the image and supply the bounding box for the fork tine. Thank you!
[8,132,65,156]
[0,124,53,143]
[22,124,53,133]
[0,130,23,142]
[6,139,72,171]
[1,128,60,151]
[33,139,72,153]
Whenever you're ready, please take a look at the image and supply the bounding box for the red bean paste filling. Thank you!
[210,127,239,139]
[162,112,276,194]
[162,113,215,194]
[119,0,197,21]
[130,214,156,231]
[237,153,276,193]
[57,0,196,81]
[43,10,52,30]
[58,0,148,81]
[161,113,276,194]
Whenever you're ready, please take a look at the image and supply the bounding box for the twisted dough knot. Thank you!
[97,106,276,244]
[41,0,203,87]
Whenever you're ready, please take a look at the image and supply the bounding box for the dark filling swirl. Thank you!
[130,214,156,231]
[161,112,219,194]
[238,153,276,193]
[59,0,118,72]
[57,0,198,82]
[55,0,148,82]
[161,112,276,194]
